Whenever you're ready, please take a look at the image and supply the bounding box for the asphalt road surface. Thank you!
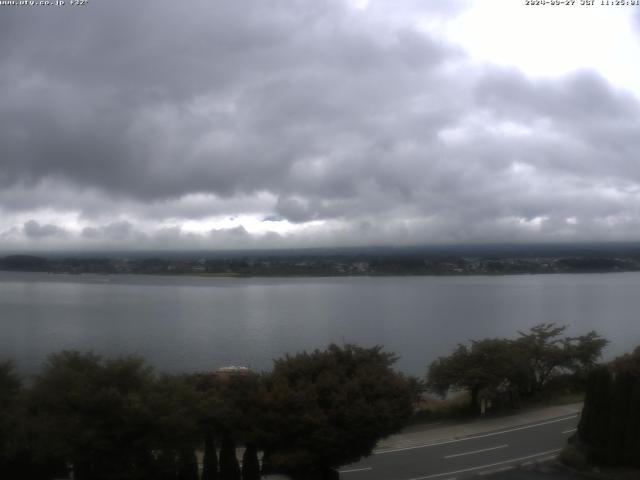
[339,414,579,480]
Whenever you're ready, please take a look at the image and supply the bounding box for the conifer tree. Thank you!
[577,347,640,468]
[241,443,260,480]
[177,449,199,480]
[219,434,241,480]
[202,431,218,480]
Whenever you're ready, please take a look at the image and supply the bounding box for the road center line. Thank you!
[478,466,514,476]
[339,467,373,474]
[375,415,577,455]
[407,448,562,480]
[562,428,577,434]
[444,444,508,459]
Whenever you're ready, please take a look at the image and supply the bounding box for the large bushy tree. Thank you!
[28,351,201,480]
[0,361,22,477]
[28,351,158,479]
[260,344,415,478]
[428,338,528,412]
[515,324,607,395]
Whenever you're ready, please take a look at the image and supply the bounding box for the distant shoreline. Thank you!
[3,249,640,278]
[1,267,639,279]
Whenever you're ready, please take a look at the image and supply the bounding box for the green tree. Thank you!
[28,351,202,480]
[176,449,199,480]
[577,347,640,468]
[28,351,159,479]
[219,434,241,480]
[241,444,260,480]
[260,344,414,478]
[427,339,528,412]
[0,361,22,477]
[577,366,612,461]
[192,370,263,480]
[427,324,608,412]
[201,431,218,480]
[515,324,607,395]
[0,359,68,480]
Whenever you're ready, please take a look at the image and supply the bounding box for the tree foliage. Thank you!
[1,343,416,479]
[26,351,201,480]
[219,435,241,480]
[515,324,607,395]
[428,338,528,411]
[0,361,22,477]
[577,346,640,468]
[427,324,607,412]
[260,344,415,475]
[241,444,260,480]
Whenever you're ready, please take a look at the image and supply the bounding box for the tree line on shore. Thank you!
[0,344,416,480]
[0,323,626,480]
[426,323,608,413]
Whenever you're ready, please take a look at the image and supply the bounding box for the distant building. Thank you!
[213,365,251,380]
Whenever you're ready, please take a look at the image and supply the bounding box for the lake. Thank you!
[1,271,639,376]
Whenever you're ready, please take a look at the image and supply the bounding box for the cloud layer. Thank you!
[1,0,640,249]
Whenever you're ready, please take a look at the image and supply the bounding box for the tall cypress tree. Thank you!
[153,451,178,480]
[627,380,640,468]
[176,449,199,480]
[606,371,632,464]
[202,431,218,480]
[578,350,640,468]
[219,435,241,480]
[241,444,260,480]
[578,365,612,461]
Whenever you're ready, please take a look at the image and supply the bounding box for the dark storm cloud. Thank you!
[0,0,457,203]
[23,220,67,239]
[1,0,640,248]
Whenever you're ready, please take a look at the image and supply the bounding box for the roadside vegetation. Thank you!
[425,323,607,415]
[0,344,416,480]
[0,324,630,479]
[559,345,640,478]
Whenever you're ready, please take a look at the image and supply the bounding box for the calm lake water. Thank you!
[1,271,639,376]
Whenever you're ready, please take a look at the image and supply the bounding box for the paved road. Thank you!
[339,414,579,480]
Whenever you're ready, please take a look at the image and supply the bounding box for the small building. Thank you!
[214,365,251,380]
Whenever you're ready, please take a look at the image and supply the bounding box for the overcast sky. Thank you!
[2,0,640,250]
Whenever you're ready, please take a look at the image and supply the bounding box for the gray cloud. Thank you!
[0,0,458,201]
[1,1,640,249]
[23,220,67,239]
[82,221,134,241]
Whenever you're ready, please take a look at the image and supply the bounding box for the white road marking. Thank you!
[407,448,562,480]
[375,415,577,455]
[444,444,508,459]
[535,454,560,463]
[562,428,577,434]
[478,465,514,476]
[339,467,373,474]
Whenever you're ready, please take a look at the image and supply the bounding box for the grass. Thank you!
[409,391,473,424]
[409,388,585,426]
